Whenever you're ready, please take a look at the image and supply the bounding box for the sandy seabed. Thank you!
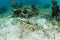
[0,8,60,40]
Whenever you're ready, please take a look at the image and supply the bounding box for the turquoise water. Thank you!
[0,0,51,16]
[0,0,60,8]
[0,0,51,8]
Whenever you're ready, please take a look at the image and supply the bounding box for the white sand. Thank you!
[0,15,60,40]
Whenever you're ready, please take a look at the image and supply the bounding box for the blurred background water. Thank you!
[0,0,60,9]
[0,0,51,9]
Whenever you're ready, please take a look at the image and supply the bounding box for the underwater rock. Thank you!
[0,7,7,14]
[12,4,39,18]
[23,8,32,18]
[13,9,22,17]
[51,0,57,5]
[52,0,60,20]
[10,2,19,9]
